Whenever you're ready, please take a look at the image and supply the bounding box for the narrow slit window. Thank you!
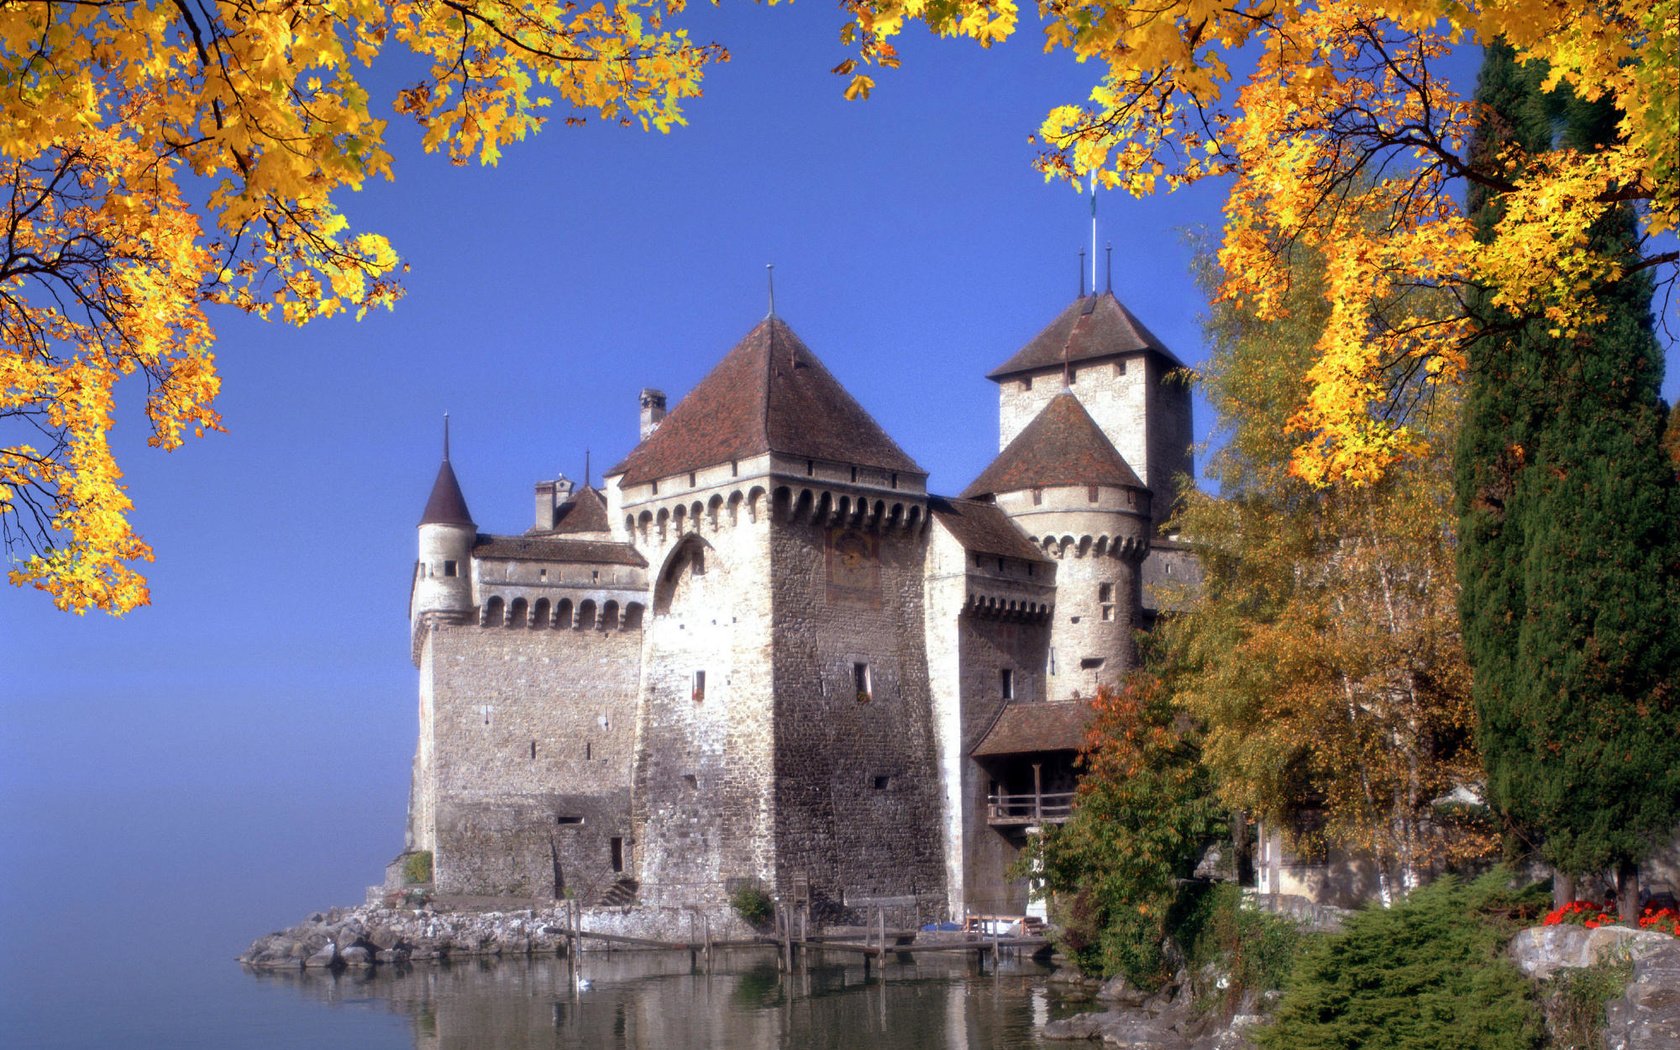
[692,670,706,703]
[1032,487,1043,506]
[611,837,624,873]
[853,662,872,703]
[1000,668,1014,700]
[1088,484,1099,502]
[530,739,537,760]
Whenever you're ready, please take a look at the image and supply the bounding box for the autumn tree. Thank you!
[1030,674,1220,985]
[1,0,722,612]
[1162,242,1492,904]
[841,0,1676,486]
[1456,42,1680,916]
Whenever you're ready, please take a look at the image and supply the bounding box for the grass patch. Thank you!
[1545,953,1633,1049]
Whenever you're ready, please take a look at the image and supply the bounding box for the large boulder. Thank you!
[1509,925,1674,979]
[1604,944,1680,1050]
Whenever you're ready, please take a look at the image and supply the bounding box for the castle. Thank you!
[402,289,1195,922]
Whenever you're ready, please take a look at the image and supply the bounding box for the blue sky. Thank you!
[2,3,1675,977]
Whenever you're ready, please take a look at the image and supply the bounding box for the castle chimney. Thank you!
[534,480,556,530]
[639,388,667,441]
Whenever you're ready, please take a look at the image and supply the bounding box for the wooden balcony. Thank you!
[985,791,1075,826]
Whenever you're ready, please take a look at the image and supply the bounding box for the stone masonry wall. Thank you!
[770,516,947,921]
[631,510,777,906]
[424,621,642,899]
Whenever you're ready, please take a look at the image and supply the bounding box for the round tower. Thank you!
[411,418,477,638]
[961,391,1151,697]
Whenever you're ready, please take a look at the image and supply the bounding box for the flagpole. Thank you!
[1090,185,1098,294]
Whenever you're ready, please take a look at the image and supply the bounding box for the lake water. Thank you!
[4,939,1075,1048]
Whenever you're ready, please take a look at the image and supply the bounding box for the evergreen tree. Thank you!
[1455,43,1680,914]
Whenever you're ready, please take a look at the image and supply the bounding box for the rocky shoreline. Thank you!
[239,903,593,970]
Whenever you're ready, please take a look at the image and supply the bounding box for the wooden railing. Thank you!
[985,791,1075,825]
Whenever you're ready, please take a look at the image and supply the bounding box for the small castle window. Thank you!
[692,670,706,703]
[890,473,898,490]
[1088,485,1099,502]
[651,480,659,495]
[1102,606,1115,622]
[1080,657,1105,671]
[1098,583,1113,603]
[689,472,697,487]
[850,465,858,482]
[556,815,584,825]
[1115,360,1128,376]
[530,740,536,760]
[873,775,891,790]
[1049,648,1058,675]
[997,557,1005,572]
[691,550,705,576]
[1000,668,1015,700]
[731,459,739,477]
[806,459,815,477]
[611,838,625,873]
[1069,368,1078,385]
[1019,376,1031,391]
[854,662,872,704]
[585,741,592,761]
[1032,487,1043,506]
[591,570,600,582]
[1027,564,1035,577]
[443,560,458,577]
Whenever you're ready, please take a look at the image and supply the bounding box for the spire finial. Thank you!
[1106,241,1113,294]
[1078,248,1086,298]
[1090,184,1098,295]
[585,448,592,489]
[443,412,451,462]
[766,263,775,318]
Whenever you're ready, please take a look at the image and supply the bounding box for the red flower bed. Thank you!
[1541,900,1680,936]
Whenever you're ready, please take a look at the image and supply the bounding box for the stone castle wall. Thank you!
[770,514,947,920]
[630,503,778,906]
[422,621,643,899]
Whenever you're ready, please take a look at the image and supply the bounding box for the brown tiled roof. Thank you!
[420,459,474,527]
[550,486,609,534]
[473,535,647,567]
[987,292,1183,380]
[971,701,1094,757]
[929,496,1050,562]
[610,317,924,486]
[961,393,1145,498]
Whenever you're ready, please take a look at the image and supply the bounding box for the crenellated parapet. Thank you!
[1029,530,1149,562]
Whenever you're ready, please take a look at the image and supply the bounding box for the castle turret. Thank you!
[963,391,1151,697]
[986,291,1192,533]
[411,422,477,650]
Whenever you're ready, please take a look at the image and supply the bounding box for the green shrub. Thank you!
[729,884,773,926]
[1546,954,1633,1050]
[1258,871,1548,1050]
[401,850,433,885]
[1175,882,1306,1008]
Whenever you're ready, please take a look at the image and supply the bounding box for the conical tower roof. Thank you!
[986,291,1182,380]
[420,458,474,527]
[612,316,923,486]
[961,392,1144,499]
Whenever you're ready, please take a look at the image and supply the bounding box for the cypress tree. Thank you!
[1456,43,1680,915]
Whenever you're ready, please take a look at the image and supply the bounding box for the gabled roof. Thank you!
[929,496,1051,563]
[961,392,1145,499]
[987,291,1182,380]
[473,534,647,567]
[972,701,1094,757]
[611,316,923,486]
[550,486,609,535]
[420,459,474,527]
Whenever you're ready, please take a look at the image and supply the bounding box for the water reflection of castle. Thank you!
[401,292,1194,921]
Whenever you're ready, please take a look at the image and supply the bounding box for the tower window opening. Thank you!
[1088,485,1099,502]
[1049,648,1058,676]
[806,459,815,477]
[851,465,858,482]
[1102,606,1115,622]
[683,773,697,790]
[692,670,706,703]
[873,775,891,790]
[556,815,584,825]
[591,570,600,582]
[443,560,458,577]
[1032,487,1043,506]
[853,662,872,703]
[1019,376,1031,392]
[997,557,1005,572]
[1000,668,1015,700]
[890,473,899,490]
[1080,657,1105,671]
[691,550,706,576]
[689,472,697,487]
[1098,582,1113,603]
[586,741,592,761]
[530,739,536,760]
[651,480,659,495]
[731,459,739,477]
[611,837,624,873]
[1116,360,1127,376]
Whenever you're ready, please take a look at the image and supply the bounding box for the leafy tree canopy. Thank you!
[1,0,721,612]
